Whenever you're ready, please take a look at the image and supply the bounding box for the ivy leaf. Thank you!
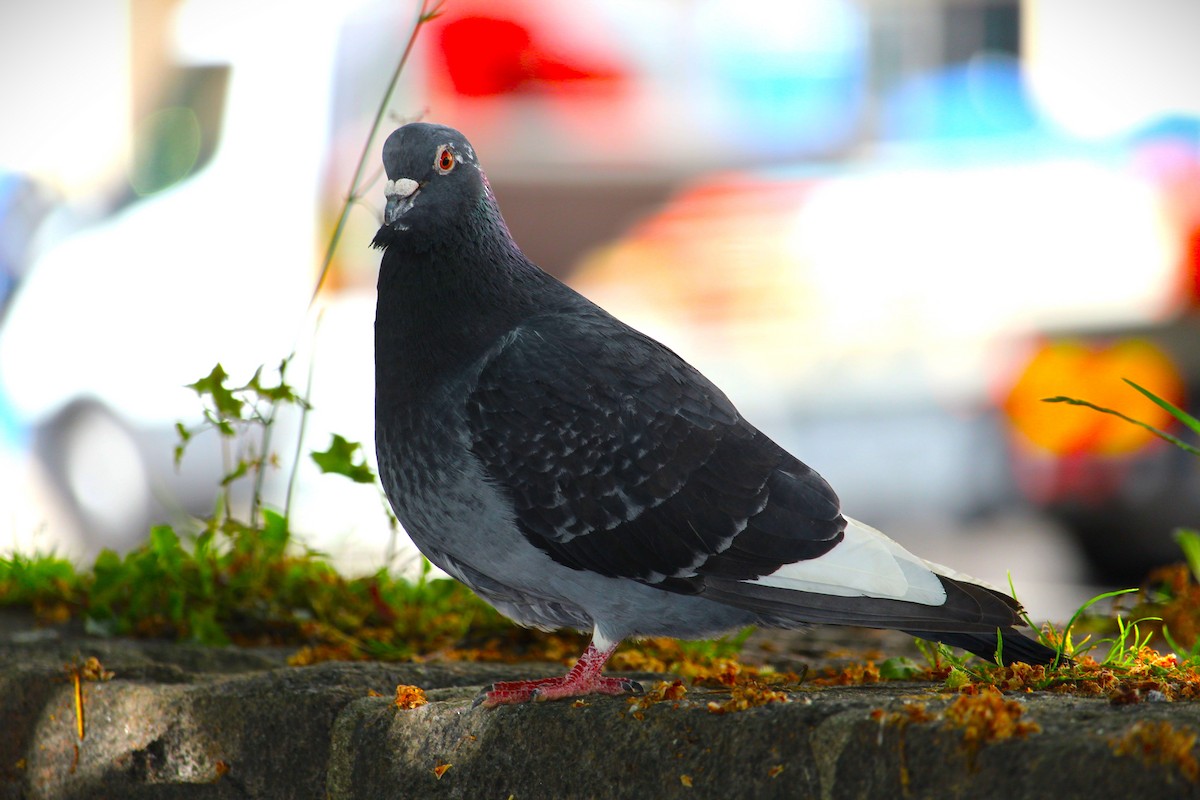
[311,434,376,484]
[246,358,305,405]
[187,364,243,420]
[173,422,191,467]
[260,509,290,555]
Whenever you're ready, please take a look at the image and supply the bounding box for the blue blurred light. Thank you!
[699,0,867,154]
[882,55,1042,141]
[1130,114,1200,149]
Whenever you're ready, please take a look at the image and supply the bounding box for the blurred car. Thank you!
[1003,318,1200,583]
[568,125,1200,583]
[0,1,374,557]
[1000,130,1200,582]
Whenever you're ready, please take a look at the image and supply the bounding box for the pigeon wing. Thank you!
[465,309,845,588]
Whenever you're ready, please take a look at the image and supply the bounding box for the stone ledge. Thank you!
[2,631,1199,799]
[331,685,1200,800]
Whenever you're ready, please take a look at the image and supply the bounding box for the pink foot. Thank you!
[476,640,643,707]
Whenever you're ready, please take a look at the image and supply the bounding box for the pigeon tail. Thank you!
[699,517,1056,666]
[901,628,1059,666]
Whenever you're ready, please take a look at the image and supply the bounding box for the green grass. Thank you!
[0,508,511,658]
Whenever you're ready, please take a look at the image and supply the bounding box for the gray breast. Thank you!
[376,401,593,631]
[376,397,759,643]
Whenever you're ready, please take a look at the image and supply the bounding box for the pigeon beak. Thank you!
[383,178,420,226]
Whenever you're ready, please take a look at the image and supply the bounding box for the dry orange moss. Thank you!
[33,600,72,626]
[75,656,114,682]
[394,684,428,710]
[869,701,936,793]
[289,642,361,666]
[1110,720,1199,783]
[1139,563,1200,647]
[810,661,883,687]
[611,638,750,679]
[870,701,937,727]
[289,628,588,667]
[942,688,1041,751]
[704,681,793,715]
[687,656,803,714]
[870,690,1040,773]
[625,666,800,718]
[626,679,690,719]
[970,647,1200,703]
[807,638,1200,706]
[434,630,587,666]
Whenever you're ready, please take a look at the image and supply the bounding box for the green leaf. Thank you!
[879,656,923,680]
[149,524,180,556]
[311,434,376,483]
[173,421,192,467]
[248,360,302,405]
[187,364,244,420]
[944,666,972,689]
[420,1,447,23]
[260,509,291,557]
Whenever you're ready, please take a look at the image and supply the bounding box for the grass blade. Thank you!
[1050,587,1139,667]
[1124,379,1200,438]
[1042,395,1200,457]
[1174,528,1200,584]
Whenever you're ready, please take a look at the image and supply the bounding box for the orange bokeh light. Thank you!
[1004,339,1185,456]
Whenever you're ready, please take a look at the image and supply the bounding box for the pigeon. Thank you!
[372,122,1056,706]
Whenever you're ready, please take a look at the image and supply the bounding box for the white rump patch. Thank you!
[746,516,948,605]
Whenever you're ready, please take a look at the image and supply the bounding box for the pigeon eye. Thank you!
[436,146,456,174]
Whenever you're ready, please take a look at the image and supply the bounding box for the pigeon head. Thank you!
[374,123,492,247]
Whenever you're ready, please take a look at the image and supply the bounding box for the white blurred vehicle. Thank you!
[569,129,1200,582]
[0,1,393,557]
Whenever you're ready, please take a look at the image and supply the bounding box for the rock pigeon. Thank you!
[372,122,1057,706]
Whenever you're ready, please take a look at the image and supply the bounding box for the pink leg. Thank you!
[477,640,643,707]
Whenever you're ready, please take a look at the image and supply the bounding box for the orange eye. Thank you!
[436,146,455,173]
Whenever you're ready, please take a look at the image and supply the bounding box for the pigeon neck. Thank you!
[374,215,560,402]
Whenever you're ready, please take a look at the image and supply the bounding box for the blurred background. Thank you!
[1,0,1198,621]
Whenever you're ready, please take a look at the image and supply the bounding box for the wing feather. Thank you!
[465,310,844,584]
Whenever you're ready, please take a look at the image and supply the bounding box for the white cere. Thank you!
[385,178,419,198]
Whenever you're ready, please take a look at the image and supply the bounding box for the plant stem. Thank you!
[250,383,279,531]
[218,435,233,527]
[309,0,445,304]
[284,314,324,524]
